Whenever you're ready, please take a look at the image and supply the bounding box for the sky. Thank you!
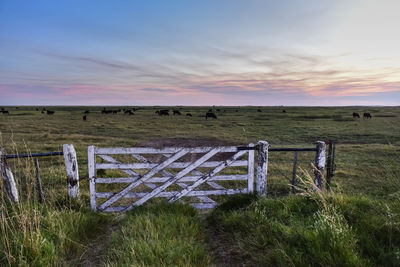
[0,0,400,106]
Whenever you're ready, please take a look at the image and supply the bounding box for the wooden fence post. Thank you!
[256,141,269,196]
[0,149,19,202]
[314,141,326,189]
[63,144,80,198]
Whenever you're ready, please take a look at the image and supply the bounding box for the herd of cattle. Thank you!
[0,107,375,121]
[353,112,372,119]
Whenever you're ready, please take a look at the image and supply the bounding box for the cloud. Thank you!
[140,87,178,93]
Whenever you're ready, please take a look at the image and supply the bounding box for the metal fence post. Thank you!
[256,141,269,196]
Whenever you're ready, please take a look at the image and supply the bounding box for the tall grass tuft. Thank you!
[206,168,400,266]
[0,141,112,266]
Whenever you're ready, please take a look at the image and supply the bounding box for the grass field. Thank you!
[0,106,399,266]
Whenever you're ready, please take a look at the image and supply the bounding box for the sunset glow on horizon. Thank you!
[1,0,400,106]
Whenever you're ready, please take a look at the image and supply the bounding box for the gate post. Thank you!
[314,141,326,189]
[63,144,80,198]
[88,145,97,211]
[256,141,269,196]
[0,148,19,202]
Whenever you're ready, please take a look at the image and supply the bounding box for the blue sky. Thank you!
[1,0,399,105]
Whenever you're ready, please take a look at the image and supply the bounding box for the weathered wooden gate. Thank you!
[88,142,269,212]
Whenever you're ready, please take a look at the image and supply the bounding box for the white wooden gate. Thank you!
[88,142,268,212]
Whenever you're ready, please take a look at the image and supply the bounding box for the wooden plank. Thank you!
[95,160,248,170]
[0,148,19,202]
[98,148,189,211]
[95,175,249,183]
[97,189,248,198]
[63,144,80,198]
[256,141,269,196]
[247,143,255,193]
[95,146,238,154]
[88,145,97,211]
[124,147,222,210]
[168,150,248,202]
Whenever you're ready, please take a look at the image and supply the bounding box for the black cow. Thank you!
[186,113,192,117]
[206,112,217,120]
[84,110,90,114]
[363,112,372,119]
[47,110,55,115]
[125,110,134,115]
[257,109,262,112]
[173,110,181,115]
[282,109,286,113]
[157,109,169,116]
[1,110,9,114]
[352,112,360,118]
[83,115,87,121]
[216,109,221,112]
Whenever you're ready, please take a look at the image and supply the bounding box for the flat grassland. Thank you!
[0,106,399,266]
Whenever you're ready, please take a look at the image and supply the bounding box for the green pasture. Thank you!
[0,106,399,266]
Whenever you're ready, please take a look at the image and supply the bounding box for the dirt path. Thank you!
[78,218,123,267]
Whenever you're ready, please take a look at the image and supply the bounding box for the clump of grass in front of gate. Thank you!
[0,141,113,266]
[206,171,400,266]
[103,201,212,266]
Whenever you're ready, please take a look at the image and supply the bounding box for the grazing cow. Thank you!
[257,109,262,112]
[363,112,372,119]
[41,110,45,114]
[83,115,87,121]
[84,110,90,114]
[282,109,286,113]
[206,112,217,120]
[352,112,360,118]
[125,110,134,115]
[47,110,54,115]
[1,110,9,114]
[157,109,169,116]
[186,113,192,117]
[216,109,221,112]
[35,108,39,111]
[173,110,181,115]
